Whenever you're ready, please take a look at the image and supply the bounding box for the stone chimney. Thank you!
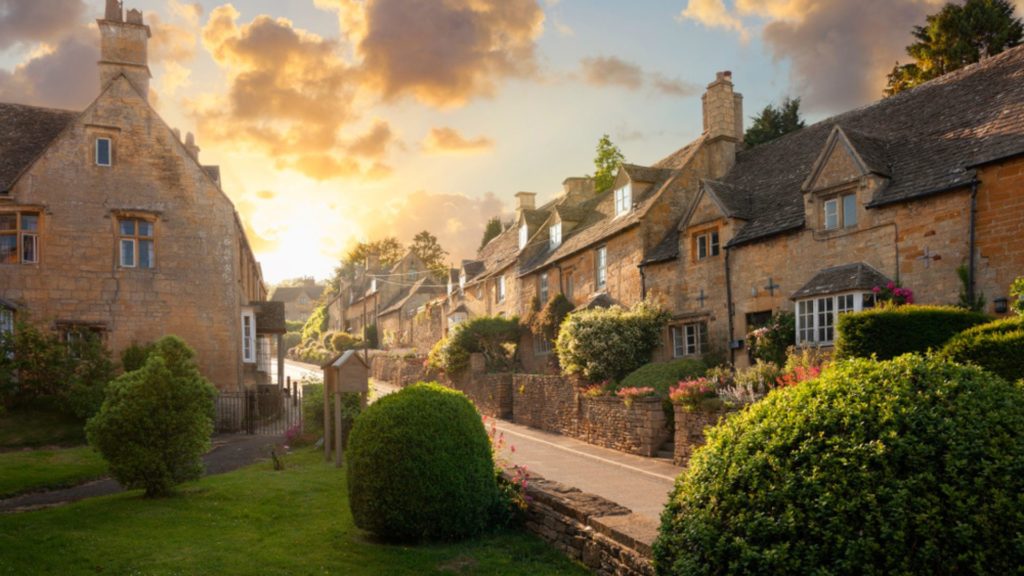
[98,2,152,99]
[562,177,595,206]
[365,253,380,272]
[515,192,537,213]
[184,132,200,160]
[701,71,744,177]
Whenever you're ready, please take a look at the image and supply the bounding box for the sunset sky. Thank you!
[3,0,1020,283]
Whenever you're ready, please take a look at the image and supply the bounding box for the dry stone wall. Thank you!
[673,404,735,467]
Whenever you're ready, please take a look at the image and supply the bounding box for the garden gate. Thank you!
[215,386,302,436]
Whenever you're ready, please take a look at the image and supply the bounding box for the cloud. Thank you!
[678,0,945,111]
[0,26,99,109]
[319,0,546,107]
[421,127,495,155]
[189,5,390,181]
[579,56,699,97]
[0,0,86,50]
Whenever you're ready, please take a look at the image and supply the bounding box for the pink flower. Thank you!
[887,281,896,290]
[872,286,881,294]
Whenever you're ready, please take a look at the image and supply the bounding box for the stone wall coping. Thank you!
[584,395,664,406]
[521,475,631,524]
[590,513,660,557]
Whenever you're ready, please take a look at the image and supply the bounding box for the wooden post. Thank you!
[323,376,331,462]
[334,388,343,468]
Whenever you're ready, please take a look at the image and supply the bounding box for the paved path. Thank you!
[372,381,683,523]
[0,434,280,513]
[284,358,321,387]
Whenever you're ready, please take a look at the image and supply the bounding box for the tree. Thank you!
[410,230,449,278]
[331,237,405,286]
[743,97,805,147]
[592,134,624,193]
[885,0,1023,96]
[479,217,503,250]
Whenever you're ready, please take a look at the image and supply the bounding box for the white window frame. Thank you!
[549,223,562,250]
[696,230,720,260]
[497,276,506,303]
[519,223,529,249]
[823,198,839,230]
[796,291,875,346]
[96,137,112,167]
[241,310,256,363]
[596,247,607,290]
[614,183,633,216]
[539,272,549,304]
[671,322,707,358]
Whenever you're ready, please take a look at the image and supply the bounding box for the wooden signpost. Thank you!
[321,350,370,468]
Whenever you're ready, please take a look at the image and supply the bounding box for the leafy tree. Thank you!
[479,217,503,250]
[743,97,805,147]
[592,134,624,193]
[885,0,1023,96]
[410,230,449,278]
[330,237,404,287]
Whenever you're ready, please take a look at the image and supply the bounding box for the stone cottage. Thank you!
[270,280,324,323]
[0,1,280,390]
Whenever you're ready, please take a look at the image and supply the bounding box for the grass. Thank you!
[0,446,108,498]
[0,407,85,449]
[0,448,588,576]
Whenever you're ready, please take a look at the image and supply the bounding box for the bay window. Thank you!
[796,292,875,346]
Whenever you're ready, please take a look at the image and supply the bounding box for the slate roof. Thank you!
[270,284,324,303]
[379,276,447,316]
[462,260,485,282]
[468,224,521,284]
[791,263,891,300]
[724,45,1024,247]
[0,103,78,193]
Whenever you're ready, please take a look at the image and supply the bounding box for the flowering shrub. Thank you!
[776,346,829,387]
[615,386,656,407]
[556,301,670,382]
[747,311,796,366]
[669,378,717,410]
[1012,276,1024,316]
[776,365,822,388]
[580,383,610,398]
[872,281,915,305]
[734,360,783,394]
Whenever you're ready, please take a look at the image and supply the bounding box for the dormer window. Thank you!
[519,223,528,249]
[96,138,112,167]
[695,229,720,260]
[459,272,466,291]
[823,193,858,230]
[614,183,632,216]
[549,223,562,250]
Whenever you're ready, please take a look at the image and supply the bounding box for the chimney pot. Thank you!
[515,192,537,212]
[184,131,200,160]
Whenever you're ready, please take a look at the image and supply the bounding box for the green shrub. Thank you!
[1012,276,1024,316]
[62,336,116,420]
[654,354,1024,575]
[327,332,359,353]
[86,336,216,497]
[282,331,301,351]
[556,301,670,382]
[301,380,361,437]
[835,304,989,360]
[285,320,304,333]
[618,359,706,397]
[942,316,1024,382]
[347,383,499,542]
[300,303,329,345]
[120,342,155,373]
[434,316,520,376]
[364,323,379,349]
[746,310,795,366]
[529,294,575,342]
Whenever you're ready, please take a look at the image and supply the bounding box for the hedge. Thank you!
[654,354,1024,575]
[617,359,706,397]
[941,315,1024,382]
[835,305,989,360]
[556,301,670,382]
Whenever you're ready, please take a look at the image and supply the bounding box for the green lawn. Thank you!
[0,407,85,449]
[0,448,588,576]
[0,446,108,498]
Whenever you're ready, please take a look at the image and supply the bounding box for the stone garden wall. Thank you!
[448,372,514,419]
[369,353,429,388]
[673,404,735,467]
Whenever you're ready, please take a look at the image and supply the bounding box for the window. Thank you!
[823,193,857,230]
[241,310,256,363]
[614,183,632,216]
[796,292,874,346]
[497,276,506,303]
[534,334,553,355]
[459,272,467,291]
[118,218,154,268]
[565,274,575,300]
[672,322,708,357]
[96,138,112,167]
[696,230,720,260]
[596,247,607,290]
[549,223,562,250]
[538,272,549,304]
[519,223,529,249]
[0,212,39,265]
[0,308,13,337]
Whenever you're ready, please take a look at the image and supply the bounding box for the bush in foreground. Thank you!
[942,315,1024,382]
[654,354,1024,575]
[86,336,215,497]
[835,304,988,360]
[347,383,499,542]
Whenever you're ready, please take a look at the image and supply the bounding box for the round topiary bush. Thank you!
[86,336,216,497]
[654,354,1024,575]
[941,315,1024,383]
[346,382,499,542]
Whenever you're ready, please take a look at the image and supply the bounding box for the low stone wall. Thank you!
[512,374,579,436]
[673,405,735,467]
[578,397,670,457]
[369,353,429,388]
[449,372,514,419]
[518,472,656,576]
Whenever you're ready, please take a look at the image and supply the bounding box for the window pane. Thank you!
[22,234,37,263]
[685,324,698,355]
[843,194,858,227]
[0,214,15,231]
[711,231,720,256]
[0,309,12,335]
[139,239,154,268]
[120,239,135,267]
[824,199,839,230]
[20,214,38,232]
[137,221,153,237]
[119,220,135,236]
[863,293,876,310]
[817,297,834,342]
[698,235,707,259]
[672,327,683,357]
[97,139,111,166]
[699,322,708,354]
[0,235,16,263]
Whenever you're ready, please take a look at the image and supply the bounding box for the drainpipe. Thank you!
[724,246,735,366]
[639,264,648,300]
[554,263,564,294]
[968,180,979,304]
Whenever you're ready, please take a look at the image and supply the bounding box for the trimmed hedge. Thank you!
[556,301,670,382]
[346,383,499,542]
[617,359,706,397]
[942,316,1024,382]
[835,305,989,360]
[654,354,1024,575]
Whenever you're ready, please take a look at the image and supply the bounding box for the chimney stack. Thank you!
[562,177,595,206]
[701,71,744,177]
[185,132,200,160]
[515,192,537,213]
[98,3,152,99]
